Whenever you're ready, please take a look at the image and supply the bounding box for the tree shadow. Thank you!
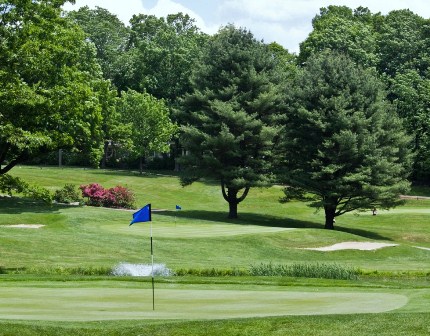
[158,210,393,240]
[157,210,322,229]
[0,197,77,214]
[336,226,393,241]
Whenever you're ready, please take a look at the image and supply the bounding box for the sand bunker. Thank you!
[3,224,45,229]
[414,246,430,251]
[303,242,398,251]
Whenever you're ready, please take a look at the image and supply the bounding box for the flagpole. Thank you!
[150,220,155,311]
[130,203,154,310]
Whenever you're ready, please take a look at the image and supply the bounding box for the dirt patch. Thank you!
[303,242,398,251]
[2,224,45,229]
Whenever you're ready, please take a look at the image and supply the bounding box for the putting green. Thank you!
[0,285,408,321]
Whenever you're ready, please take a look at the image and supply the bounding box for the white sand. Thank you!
[303,241,398,251]
[414,246,430,251]
[2,224,45,229]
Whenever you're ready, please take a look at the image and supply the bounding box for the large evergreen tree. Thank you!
[298,6,430,183]
[280,51,412,229]
[178,25,284,218]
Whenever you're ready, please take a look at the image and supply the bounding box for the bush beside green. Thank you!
[79,183,135,208]
[54,184,82,204]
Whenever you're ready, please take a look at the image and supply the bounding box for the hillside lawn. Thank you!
[0,165,429,335]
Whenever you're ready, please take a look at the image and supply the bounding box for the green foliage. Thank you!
[298,5,430,183]
[249,262,360,280]
[0,0,108,173]
[54,184,82,204]
[299,6,379,67]
[280,51,412,228]
[126,13,208,102]
[0,173,52,203]
[23,184,53,204]
[10,265,112,276]
[0,174,27,196]
[117,90,178,166]
[66,6,130,82]
[179,25,285,218]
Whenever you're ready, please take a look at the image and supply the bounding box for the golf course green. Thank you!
[0,166,429,335]
[0,282,409,320]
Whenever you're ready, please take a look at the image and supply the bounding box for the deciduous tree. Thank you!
[0,0,107,172]
[116,90,177,173]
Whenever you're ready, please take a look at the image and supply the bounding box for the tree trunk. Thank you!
[139,156,144,175]
[324,205,336,230]
[221,181,250,219]
[228,200,239,219]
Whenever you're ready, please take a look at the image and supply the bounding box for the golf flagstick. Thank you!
[129,204,154,310]
[150,221,155,310]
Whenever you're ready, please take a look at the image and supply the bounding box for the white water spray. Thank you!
[112,263,172,276]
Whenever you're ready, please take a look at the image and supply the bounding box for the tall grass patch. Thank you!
[249,262,360,280]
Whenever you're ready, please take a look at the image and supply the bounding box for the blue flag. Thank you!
[175,205,181,210]
[130,204,151,225]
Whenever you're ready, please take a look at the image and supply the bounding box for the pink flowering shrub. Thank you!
[79,183,135,209]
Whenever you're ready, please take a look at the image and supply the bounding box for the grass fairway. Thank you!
[1,166,429,335]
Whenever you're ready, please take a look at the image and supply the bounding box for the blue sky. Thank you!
[63,0,430,53]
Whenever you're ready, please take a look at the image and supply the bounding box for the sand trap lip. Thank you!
[2,224,45,229]
[303,241,398,251]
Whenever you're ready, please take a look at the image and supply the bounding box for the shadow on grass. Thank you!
[336,226,392,241]
[0,197,76,214]
[158,210,322,229]
[159,210,393,240]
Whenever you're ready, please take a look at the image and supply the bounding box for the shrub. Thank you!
[106,185,135,208]
[23,185,53,204]
[0,174,27,196]
[80,183,135,209]
[0,174,52,203]
[54,184,82,204]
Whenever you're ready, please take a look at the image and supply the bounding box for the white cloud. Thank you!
[146,0,219,34]
[62,0,430,53]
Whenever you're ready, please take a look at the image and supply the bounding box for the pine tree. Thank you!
[280,51,412,229]
[178,25,284,218]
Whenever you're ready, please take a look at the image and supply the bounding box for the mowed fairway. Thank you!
[0,282,409,321]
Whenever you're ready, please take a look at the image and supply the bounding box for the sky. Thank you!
[63,0,430,53]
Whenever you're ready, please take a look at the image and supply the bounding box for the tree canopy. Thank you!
[178,25,284,218]
[280,51,412,229]
[0,0,108,173]
[117,90,178,173]
[299,5,430,183]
